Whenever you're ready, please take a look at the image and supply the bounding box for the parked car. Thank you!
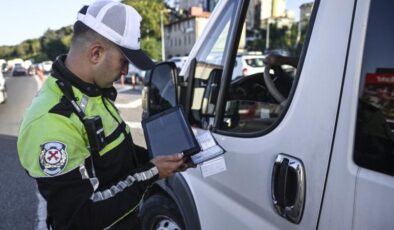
[27,65,36,76]
[232,53,265,79]
[0,71,7,104]
[12,63,27,76]
[141,0,394,229]
[1,63,8,73]
[125,63,145,85]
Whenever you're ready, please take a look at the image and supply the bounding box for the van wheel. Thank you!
[140,194,185,230]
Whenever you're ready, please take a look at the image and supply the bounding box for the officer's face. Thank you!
[94,45,128,88]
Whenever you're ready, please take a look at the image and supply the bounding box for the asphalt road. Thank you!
[0,74,38,230]
[0,74,145,229]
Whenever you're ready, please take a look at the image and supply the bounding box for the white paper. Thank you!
[196,131,216,150]
[200,156,227,178]
[191,130,225,165]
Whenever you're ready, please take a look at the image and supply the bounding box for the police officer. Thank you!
[17,1,188,229]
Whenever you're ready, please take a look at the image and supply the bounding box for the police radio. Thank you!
[84,116,107,153]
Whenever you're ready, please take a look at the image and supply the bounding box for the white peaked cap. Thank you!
[77,0,155,70]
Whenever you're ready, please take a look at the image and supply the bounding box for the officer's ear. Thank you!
[89,42,105,64]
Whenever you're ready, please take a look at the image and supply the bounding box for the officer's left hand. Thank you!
[150,153,185,178]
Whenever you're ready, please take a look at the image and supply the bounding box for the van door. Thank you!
[179,0,357,229]
[319,0,394,229]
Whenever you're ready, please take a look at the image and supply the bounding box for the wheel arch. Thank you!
[144,173,201,230]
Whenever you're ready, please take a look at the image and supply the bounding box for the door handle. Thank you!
[271,154,306,224]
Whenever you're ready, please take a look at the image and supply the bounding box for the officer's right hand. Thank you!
[150,153,184,179]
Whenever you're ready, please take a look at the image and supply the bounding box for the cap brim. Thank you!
[119,47,155,70]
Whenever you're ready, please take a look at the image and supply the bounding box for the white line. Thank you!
[126,121,142,129]
[36,192,47,230]
[115,98,142,108]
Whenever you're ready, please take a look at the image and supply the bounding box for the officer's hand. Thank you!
[150,153,185,179]
[176,161,197,172]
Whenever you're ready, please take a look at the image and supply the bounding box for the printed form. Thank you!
[191,130,227,177]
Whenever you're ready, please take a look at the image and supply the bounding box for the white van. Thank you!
[140,0,394,229]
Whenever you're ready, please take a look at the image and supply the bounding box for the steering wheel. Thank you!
[263,54,298,103]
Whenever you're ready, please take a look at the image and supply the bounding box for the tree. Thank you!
[40,27,73,61]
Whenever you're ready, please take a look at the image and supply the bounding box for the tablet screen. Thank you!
[143,107,200,157]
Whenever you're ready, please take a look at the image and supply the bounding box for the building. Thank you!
[247,0,260,30]
[164,7,211,59]
[260,0,286,20]
[259,0,294,29]
[300,2,314,24]
[177,0,219,12]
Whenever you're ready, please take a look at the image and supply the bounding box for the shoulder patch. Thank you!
[39,142,68,176]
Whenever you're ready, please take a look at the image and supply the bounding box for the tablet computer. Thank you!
[142,106,201,158]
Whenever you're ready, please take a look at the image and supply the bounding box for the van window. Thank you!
[188,0,239,128]
[354,0,394,176]
[218,0,316,134]
[187,0,316,132]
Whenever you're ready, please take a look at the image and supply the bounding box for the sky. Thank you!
[0,0,308,46]
[0,0,97,46]
[287,0,311,20]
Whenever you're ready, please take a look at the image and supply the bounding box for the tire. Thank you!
[139,194,185,230]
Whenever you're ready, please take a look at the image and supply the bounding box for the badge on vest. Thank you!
[39,142,68,176]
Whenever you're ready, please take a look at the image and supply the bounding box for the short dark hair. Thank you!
[73,21,91,38]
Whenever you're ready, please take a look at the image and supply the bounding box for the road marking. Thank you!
[36,192,47,230]
[126,121,142,129]
[115,98,142,108]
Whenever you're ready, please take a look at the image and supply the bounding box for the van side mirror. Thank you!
[144,62,178,118]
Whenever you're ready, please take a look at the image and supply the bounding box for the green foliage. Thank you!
[141,38,161,61]
[0,26,73,62]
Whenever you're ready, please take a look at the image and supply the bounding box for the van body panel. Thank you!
[178,0,356,229]
[319,0,394,229]
[142,0,394,229]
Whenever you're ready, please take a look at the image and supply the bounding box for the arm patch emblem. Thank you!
[39,142,68,176]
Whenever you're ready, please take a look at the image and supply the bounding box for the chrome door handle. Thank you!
[271,154,306,224]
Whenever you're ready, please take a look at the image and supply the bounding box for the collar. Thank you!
[51,55,117,101]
